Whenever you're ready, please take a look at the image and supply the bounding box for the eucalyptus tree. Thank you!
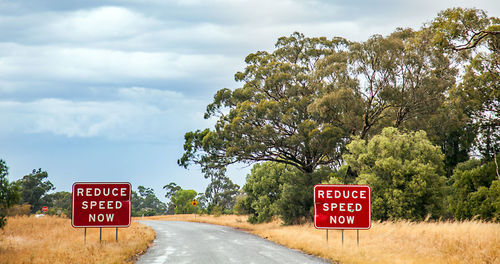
[203,167,239,213]
[311,28,455,139]
[16,169,54,213]
[179,33,355,174]
[431,7,499,159]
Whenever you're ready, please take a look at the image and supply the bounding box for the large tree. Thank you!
[0,160,20,229]
[180,29,457,173]
[203,167,240,214]
[312,28,455,140]
[163,182,182,214]
[431,8,499,160]
[16,169,54,213]
[179,32,353,174]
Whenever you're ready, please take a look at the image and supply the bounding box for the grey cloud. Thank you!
[0,87,212,140]
[0,0,498,142]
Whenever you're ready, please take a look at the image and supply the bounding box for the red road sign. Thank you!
[42,206,48,212]
[314,184,371,230]
[72,182,131,228]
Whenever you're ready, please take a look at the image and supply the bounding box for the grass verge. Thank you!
[140,214,500,264]
[0,215,155,264]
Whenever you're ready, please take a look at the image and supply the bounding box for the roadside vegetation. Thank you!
[0,215,155,264]
[143,214,500,264]
[178,7,499,225]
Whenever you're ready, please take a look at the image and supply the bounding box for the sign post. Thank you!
[192,199,198,220]
[314,185,371,246]
[72,182,132,243]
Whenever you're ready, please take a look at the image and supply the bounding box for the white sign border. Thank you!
[313,184,371,230]
[71,182,132,228]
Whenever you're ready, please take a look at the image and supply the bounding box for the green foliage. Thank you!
[345,28,454,139]
[180,32,352,173]
[163,182,181,214]
[131,186,167,217]
[241,162,330,224]
[430,7,495,52]
[0,159,21,229]
[345,127,446,221]
[194,193,209,214]
[241,162,286,223]
[163,182,181,200]
[171,189,198,214]
[179,7,499,223]
[431,7,499,160]
[275,168,330,225]
[420,106,476,177]
[16,168,54,214]
[204,167,240,214]
[233,192,248,215]
[449,158,500,221]
[42,191,72,217]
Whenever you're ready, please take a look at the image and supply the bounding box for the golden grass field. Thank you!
[0,215,155,264]
[142,214,500,264]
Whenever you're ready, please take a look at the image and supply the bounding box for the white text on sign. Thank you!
[314,185,371,229]
[76,187,128,197]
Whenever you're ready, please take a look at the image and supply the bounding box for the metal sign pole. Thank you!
[326,230,328,245]
[84,227,86,244]
[116,227,118,242]
[357,230,359,246]
[100,227,102,244]
[341,230,344,246]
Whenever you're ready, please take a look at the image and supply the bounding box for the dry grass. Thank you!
[140,214,500,264]
[0,215,155,264]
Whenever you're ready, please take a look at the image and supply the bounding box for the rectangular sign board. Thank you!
[72,182,131,228]
[314,184,371,230]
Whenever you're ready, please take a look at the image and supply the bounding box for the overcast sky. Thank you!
[1,0,498,202]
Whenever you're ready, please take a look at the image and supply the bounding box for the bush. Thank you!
[242,162,285,223]
[449,158,500,221]
[345,127,447,221]
[241,162,330,224]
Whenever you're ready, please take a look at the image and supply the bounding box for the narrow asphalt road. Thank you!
[136,221,329,264]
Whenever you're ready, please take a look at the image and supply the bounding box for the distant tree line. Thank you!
[0,164,70,229]
[0,156,240,230]
[162,180,239,216]
[179,7,499,224]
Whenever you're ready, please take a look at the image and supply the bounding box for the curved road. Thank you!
[136,221,329,264]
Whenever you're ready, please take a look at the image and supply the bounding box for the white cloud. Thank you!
[1,0,498,141]
[0,43,240,83]
[44,6,161,42]
[0,87,212,140]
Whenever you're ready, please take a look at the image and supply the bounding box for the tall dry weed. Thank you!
[0,215,155,264]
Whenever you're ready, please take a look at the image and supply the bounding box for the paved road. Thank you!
[136,221,329,264]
